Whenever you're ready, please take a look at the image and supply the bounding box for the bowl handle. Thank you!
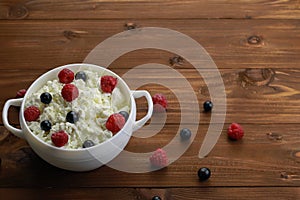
[131,90,153,132]
[2,98,25,139]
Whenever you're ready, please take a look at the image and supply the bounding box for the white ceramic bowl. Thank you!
[2,63,153,171]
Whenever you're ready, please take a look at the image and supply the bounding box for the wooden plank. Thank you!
[0,1,298,199]
[0,187,299,200]
[1,20,300,70]
[1,0,300,20]
[1,123,300,187]
[1,68,300,125]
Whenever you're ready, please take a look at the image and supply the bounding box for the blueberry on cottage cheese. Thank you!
[40,120,52,131]
[119,111,129,122]
[40,92,52,104]
[66,111,79,124]
[82,140,95,148]
[75,71,87,82]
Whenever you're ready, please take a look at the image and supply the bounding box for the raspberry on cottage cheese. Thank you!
[24,68,130,149]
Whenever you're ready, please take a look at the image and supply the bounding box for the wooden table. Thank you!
[1,0,300,199]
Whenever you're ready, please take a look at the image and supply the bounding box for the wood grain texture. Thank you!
[1,0,300,198]
[1,68,300,125]
[0,187,299,200]
[1,123,300,187]
[1,20,300,70]
[1,0,300,20]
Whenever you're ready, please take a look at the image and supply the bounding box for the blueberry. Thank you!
[203,100,213,112]
[180,128,192,140]
[75,71,87,82]
[40,92,52,104]
[82,140,95,148]
[198,167,211,181]
[152,196,161,200]
[66,111,79,123]
[119,111,129,121]
[40,120,52,131]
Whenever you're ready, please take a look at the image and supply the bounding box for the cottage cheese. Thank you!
[25,70,130,149]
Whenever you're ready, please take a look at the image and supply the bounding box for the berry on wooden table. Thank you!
[149,148,168,168]
[16,89,26,98]
[227,123,244,140]
[198,167,211,181]
[152,93,168,112]
[203,100,213,112]
[180,128,192,140]
[152,196,162,200]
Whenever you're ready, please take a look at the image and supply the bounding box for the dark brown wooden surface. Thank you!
[1,20,300,70]
[1,0,300,20]
[1,0,300,199]
[1,187,300,200]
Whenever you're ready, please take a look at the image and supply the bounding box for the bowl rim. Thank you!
[20,63,135,152]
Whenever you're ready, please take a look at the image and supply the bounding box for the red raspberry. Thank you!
[24,106,40,122]
[152,93,168,112]
[105,113,125,134]
[149,148,168,168]
[16,89,26,98]
[227,123,244,140]
[58,68,74,84]
[51,131,69,147]
[61,84,79,102]
[101,75,118,93]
